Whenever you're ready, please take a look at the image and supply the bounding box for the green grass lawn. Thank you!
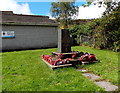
[72,46,119,86]
[2,46,118,91]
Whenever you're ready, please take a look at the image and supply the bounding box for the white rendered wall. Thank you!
[2,25,58,50]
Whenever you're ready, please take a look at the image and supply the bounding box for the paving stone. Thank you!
[77,69,87,72]
[95,81,118,91]
[77,69,118,91]
[82,73,100,81]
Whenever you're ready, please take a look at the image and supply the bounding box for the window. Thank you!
[2,31,15,38]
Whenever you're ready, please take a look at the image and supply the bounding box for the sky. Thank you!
[0,0,106,19]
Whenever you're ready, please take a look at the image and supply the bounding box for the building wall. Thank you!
[1,25,58,50]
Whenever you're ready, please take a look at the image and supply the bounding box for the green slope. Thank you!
[2,46,118,91]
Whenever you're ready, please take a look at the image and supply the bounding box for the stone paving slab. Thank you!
[77,70,118,91]
[95,81,118,91]
[82,73,101,81]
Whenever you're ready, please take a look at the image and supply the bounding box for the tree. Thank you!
[100,5,120,50]
[83,1,120,51]
[101,1,120,15]
[85,0,120,15]
[51,1,78,28]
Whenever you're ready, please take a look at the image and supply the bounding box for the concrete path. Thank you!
[77,69,118,91]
